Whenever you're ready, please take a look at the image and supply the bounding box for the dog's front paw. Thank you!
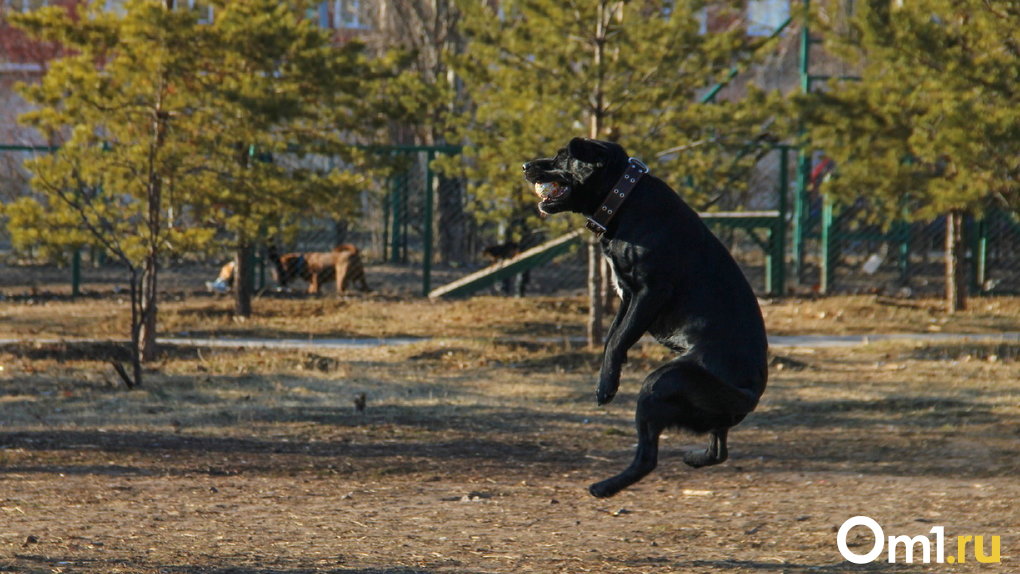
[595,384,617,406]
[596,365,620,405]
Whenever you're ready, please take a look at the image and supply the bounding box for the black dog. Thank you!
[523,138,768,498]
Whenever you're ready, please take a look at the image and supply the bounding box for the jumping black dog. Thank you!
[523,138,768,498]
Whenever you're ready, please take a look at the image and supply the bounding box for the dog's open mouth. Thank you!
[533,181,569,201]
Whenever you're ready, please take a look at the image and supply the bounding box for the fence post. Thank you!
[71,248,81,298]
[793,147,811,281]
[423,150,435,297]
[771,145,790,296]
[970,215,988,294]
[793,5,813,281]
[388,175,404,263]
[820,195,835,294]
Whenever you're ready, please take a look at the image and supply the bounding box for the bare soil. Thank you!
[1,294,1019,573]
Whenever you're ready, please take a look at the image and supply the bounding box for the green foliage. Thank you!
[799,0,1019,221]
[1,196,89,262]
[13,0,210,267]
[6,0,413,364]
[8,0,407,264]
[171,0,400,247]
[444,0,788,235]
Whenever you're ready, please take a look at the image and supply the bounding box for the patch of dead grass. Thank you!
[1,332,1019,573]
[760,294,1020,335]
[2,294,1019,343]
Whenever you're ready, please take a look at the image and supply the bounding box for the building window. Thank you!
[335,0,361,28]
[695,7,708,35]
[4,0,49,12]
[747,0,790,36]
[316,0,370,30]
[177,0,213,24]
[103,0,126,14]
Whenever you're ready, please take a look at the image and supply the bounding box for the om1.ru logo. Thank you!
[837,516,1001,565]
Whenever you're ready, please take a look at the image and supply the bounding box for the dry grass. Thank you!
[2,294,1019,343]
[761,295,1020,335]
[0,295,588,341]
[1,294,1019,573]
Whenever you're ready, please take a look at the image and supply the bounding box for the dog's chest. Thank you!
[604,255,625,300]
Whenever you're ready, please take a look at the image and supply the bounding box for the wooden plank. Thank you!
[428,211,782,300]
[700,210,780,219]
[428,230,584,299]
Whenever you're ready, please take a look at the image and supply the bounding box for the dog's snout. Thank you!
[522,162,531,172]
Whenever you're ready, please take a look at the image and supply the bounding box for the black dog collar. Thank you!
[585,157,649,236]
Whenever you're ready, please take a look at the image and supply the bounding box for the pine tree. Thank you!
[373,0,470,264]
[448,0,787,344]
[799,0,1019,312]
[12,0,214,385]
[9,0,404,385]
[179,0,394,317]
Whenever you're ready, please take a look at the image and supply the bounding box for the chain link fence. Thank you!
[370,145,791,299]
[801,202,1020,297]
[1,144,1018,300]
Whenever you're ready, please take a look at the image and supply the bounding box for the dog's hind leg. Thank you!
[589,373,692,498]
[588,358,755,497]
[333,259,348,295]
[682,428,729,468]
[589,416,665,499]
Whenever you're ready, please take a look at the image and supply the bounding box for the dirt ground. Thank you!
[1,293,1018,573]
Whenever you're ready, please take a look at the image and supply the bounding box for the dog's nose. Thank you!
[522,162,530,172]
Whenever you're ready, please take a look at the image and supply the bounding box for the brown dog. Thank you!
[269,244,371,295]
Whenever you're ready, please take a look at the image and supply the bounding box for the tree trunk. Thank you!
[586,3,608,347]
[124,267,144,388]
[334,219,349,246]
[944,209,967,313]
[587,235,604,347]
[234,241,255,318]
[139,252,159,362]
[141,75,168,362]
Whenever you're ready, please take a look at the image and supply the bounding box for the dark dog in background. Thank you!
[483,241,531,297]
[268,244,371,295]
[523,138,768,498]
[482,242,521,261]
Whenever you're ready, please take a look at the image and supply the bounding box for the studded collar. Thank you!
[584,157,649,236]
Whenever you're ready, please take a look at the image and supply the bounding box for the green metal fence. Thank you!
[809,201,1020,297]
[3,142,1018,300]
[379,145,462,296]
[0,140,791,298]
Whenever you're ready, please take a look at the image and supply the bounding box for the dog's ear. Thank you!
[567,138,609,166]
[566,138,629,186]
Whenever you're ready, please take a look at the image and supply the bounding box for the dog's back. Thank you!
[270,244,369,293]
[483,242,520,261]
[610,175,768,398]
